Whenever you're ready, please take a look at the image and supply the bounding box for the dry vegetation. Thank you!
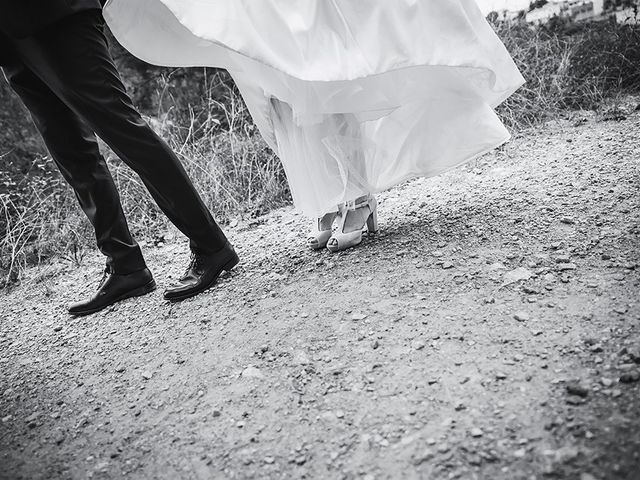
[1,18,639,286]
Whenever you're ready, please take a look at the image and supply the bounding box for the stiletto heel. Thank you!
[327,195,377,252]
[307,211,338,250]
[366,207,378,234]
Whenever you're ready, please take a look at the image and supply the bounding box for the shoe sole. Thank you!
[164,254,239,303]
[68,279,157,317]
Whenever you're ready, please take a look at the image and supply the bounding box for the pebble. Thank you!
[292,350,311,365]
[412,340,426,351]
[557,263,577,271]
[503,267,533,285]
[241,365,264,379]
[437,443,450,453]
[566,383,589,398]
[513,448,526,459]
[53,325,63,332]
[53,430,66,445]
[619,371,640,383]
[470,427,484,438]
[412,449,434,465]
[600,378,613,387]
[25,412,39,424]
[580,474,598,480]
[141,371,153,380]
[513,311,530,322]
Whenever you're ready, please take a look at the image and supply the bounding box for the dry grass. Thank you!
[496,18,640,128]
[1,20,640,286]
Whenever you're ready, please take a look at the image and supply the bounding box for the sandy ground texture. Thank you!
[1,105,639,480]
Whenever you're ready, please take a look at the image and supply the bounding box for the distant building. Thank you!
[526,2,563,23]
[525,0,601,24]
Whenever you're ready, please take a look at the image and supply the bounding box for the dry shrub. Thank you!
[495,18,640,128]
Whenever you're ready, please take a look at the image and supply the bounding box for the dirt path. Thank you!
[1,107,639,480]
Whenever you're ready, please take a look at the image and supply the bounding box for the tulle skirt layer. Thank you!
[104,0,525,216]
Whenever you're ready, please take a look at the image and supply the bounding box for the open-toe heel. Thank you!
[307,211,338,250]
[327,195,377,252]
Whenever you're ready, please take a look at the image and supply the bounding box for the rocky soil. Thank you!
[1,106,639,480]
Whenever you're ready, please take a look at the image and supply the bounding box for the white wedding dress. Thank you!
[104,0,524,216]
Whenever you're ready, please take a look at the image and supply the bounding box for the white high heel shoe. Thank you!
[327,195,378,252]
[307,211,338,250]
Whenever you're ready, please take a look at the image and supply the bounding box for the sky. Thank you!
[475,0,531,13]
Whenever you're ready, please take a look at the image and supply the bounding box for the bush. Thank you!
[495,18,640,128]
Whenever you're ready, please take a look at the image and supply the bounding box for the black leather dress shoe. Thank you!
[164,241,239,302]
[68,267,156,316]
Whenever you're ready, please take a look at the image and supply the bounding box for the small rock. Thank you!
[115,365,126,373]
[24,412,40,424]
[412,340,426,351]
[560,216,575,224]
[437,443,450,453]
[241,365,264,379]
[557,263,577,271]
[335,410,345,419]
[141,371,153,380]
[554,445,580,463]
[566,383,589,398]
[264,456,275,465]
[53,430,66,444]
[513,448,526,459]
[292,350,311,365]
[53,325,63,332]
[495,372,507,380]
[627,346,640,363]
[470,428,484,438]
[503,267,533,285]
[412,449,434,465]
[351,312,367,321]
[589,344,603,353]
[580,473,598,480]
[600,378,613,387]
[513,311,530,322]
[442,262,454,270]
[619,371,640,384]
